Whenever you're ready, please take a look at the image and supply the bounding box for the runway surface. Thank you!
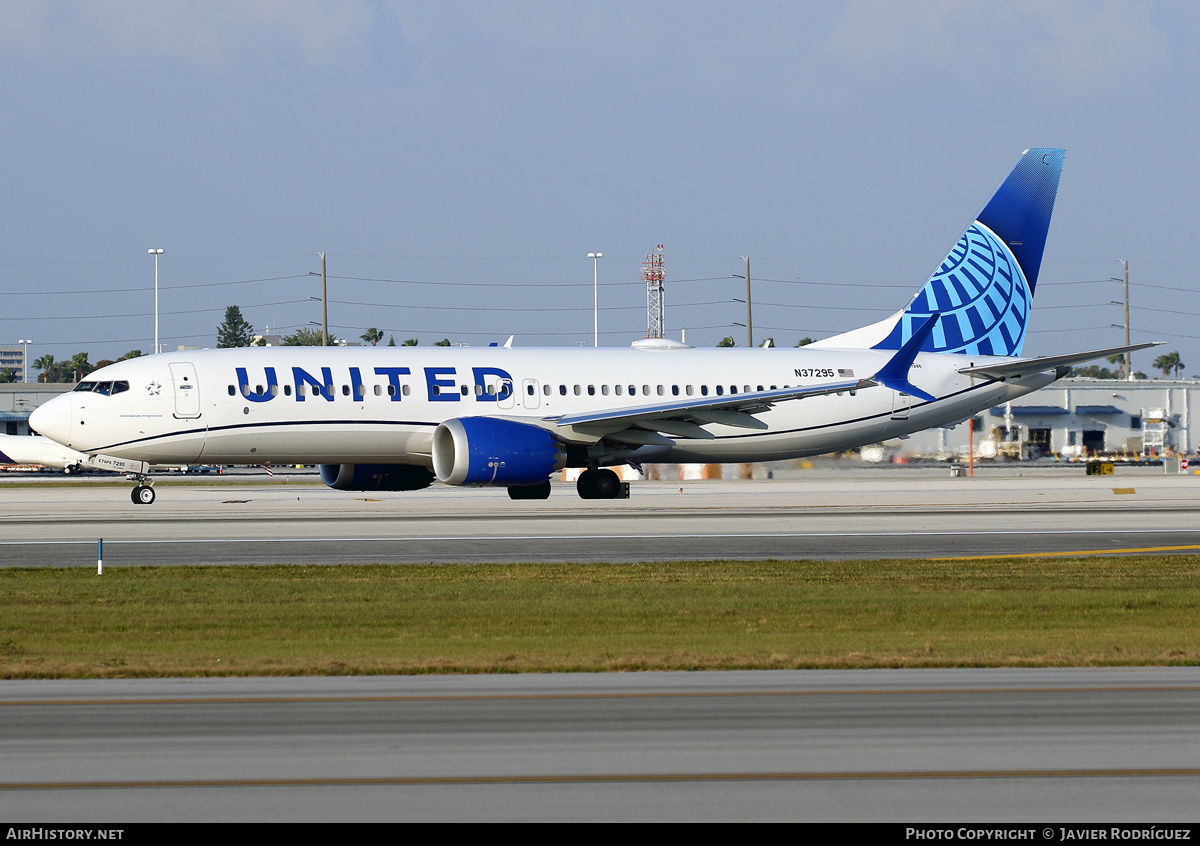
[2,668,1198,822]
[2,466,1199,566]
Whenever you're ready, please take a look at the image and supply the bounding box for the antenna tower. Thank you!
[644,245,665,338]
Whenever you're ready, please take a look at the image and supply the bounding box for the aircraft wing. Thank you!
[547,378,874,444]
[958,342,1161,380]
[547,315,936,444]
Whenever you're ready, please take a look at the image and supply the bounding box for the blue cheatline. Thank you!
[874,147,1065,357]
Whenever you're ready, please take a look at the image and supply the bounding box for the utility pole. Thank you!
[732,256,752,347]
[319,253,328,346]
[1121,259,1130,381]
[1111,259,1130,380]
[743,256,752,348]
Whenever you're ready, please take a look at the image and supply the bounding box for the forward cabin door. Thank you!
[169,362,202,419]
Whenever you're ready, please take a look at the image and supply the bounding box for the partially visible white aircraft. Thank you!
[30,148,1153,504]
[0,433,147,475]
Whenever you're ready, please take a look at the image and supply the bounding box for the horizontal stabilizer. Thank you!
[958,342,1161,380]
[872,314,939,402]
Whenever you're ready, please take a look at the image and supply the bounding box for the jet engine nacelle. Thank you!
[432,417,566,487]
[319,463,435,491]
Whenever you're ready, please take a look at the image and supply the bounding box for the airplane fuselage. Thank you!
[30,345,1054,469]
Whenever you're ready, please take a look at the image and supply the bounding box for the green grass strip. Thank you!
[2,557,1198,678]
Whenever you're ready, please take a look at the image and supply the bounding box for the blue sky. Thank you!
[3,1,1198,376]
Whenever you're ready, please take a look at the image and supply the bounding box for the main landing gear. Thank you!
[576,468,629,500]
[127,473,155,505]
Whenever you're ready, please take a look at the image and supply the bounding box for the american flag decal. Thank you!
[838,369,854,377]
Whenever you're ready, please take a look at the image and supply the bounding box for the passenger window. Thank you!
[527,384,535,396]
[284,385,292,396]
[672,385,679,396]
[601,385,609,396]
[628,385,636,395]
[388,385,397,397]
[587,385,595,396]
[374,385,382,396]
[615,385,623,396]
[686,385,694,396]
[642,385,650,395]
[227,385,235,396]
[574,385,582,396]
[701,385,708,396]
[559,385,567,396]
[715,385,724,396]
[241,385,251,397]
[402,385,411,396]
[543,384,551,396]
[460,385,469,396]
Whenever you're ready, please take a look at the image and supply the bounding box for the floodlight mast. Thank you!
[588,252,603,347]
[148,249,163,354]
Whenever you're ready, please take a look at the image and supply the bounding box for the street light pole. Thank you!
[18,339,30,383]
[588,252,603,347]
[148,249,163,354]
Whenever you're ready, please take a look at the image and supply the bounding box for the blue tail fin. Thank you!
[873,148,1065,357]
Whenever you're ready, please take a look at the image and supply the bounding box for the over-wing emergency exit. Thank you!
[30,148,1155,504]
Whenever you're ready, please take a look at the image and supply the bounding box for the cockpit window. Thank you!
[71,380,129,396]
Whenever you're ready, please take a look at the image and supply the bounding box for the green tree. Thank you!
[434,338,451,347]
[283,327,336,346]
[120,350,143,360]
[1153,351,1185,379]
[795,337,814,347]
[217,306,254,348]
[0,368,16,383]
[32,354,54,383]
[387,336,396,347]
[402,338,418,346]
[361,328,384,346]
[716,336,735,348]
[1071,365,1117,379]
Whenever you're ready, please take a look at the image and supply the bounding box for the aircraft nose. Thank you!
[29,394,72,446]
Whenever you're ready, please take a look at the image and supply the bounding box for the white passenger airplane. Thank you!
[30,148,1152,504]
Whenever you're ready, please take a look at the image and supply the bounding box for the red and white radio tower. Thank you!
[644,245,665,339]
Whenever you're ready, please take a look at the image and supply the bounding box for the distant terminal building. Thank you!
[894,377,1199,461]
[0,346,25,382]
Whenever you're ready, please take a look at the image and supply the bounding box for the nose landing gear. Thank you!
[127,473,156,505]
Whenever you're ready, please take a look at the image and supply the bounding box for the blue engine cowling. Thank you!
[319,463,435,491]
[432,417,566,486]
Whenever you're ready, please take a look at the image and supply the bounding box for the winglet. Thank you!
[873,314,939,402]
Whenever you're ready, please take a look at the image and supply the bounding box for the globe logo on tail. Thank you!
[897,220,1030,357]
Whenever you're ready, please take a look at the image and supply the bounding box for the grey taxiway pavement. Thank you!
[2,668,1199,822]
[1,466,1199,566]
[3,469,1200,821]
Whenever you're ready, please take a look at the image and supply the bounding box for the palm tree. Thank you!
[1153,351,1184,379]
[361,328,384,346]
[32,354,54,383]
